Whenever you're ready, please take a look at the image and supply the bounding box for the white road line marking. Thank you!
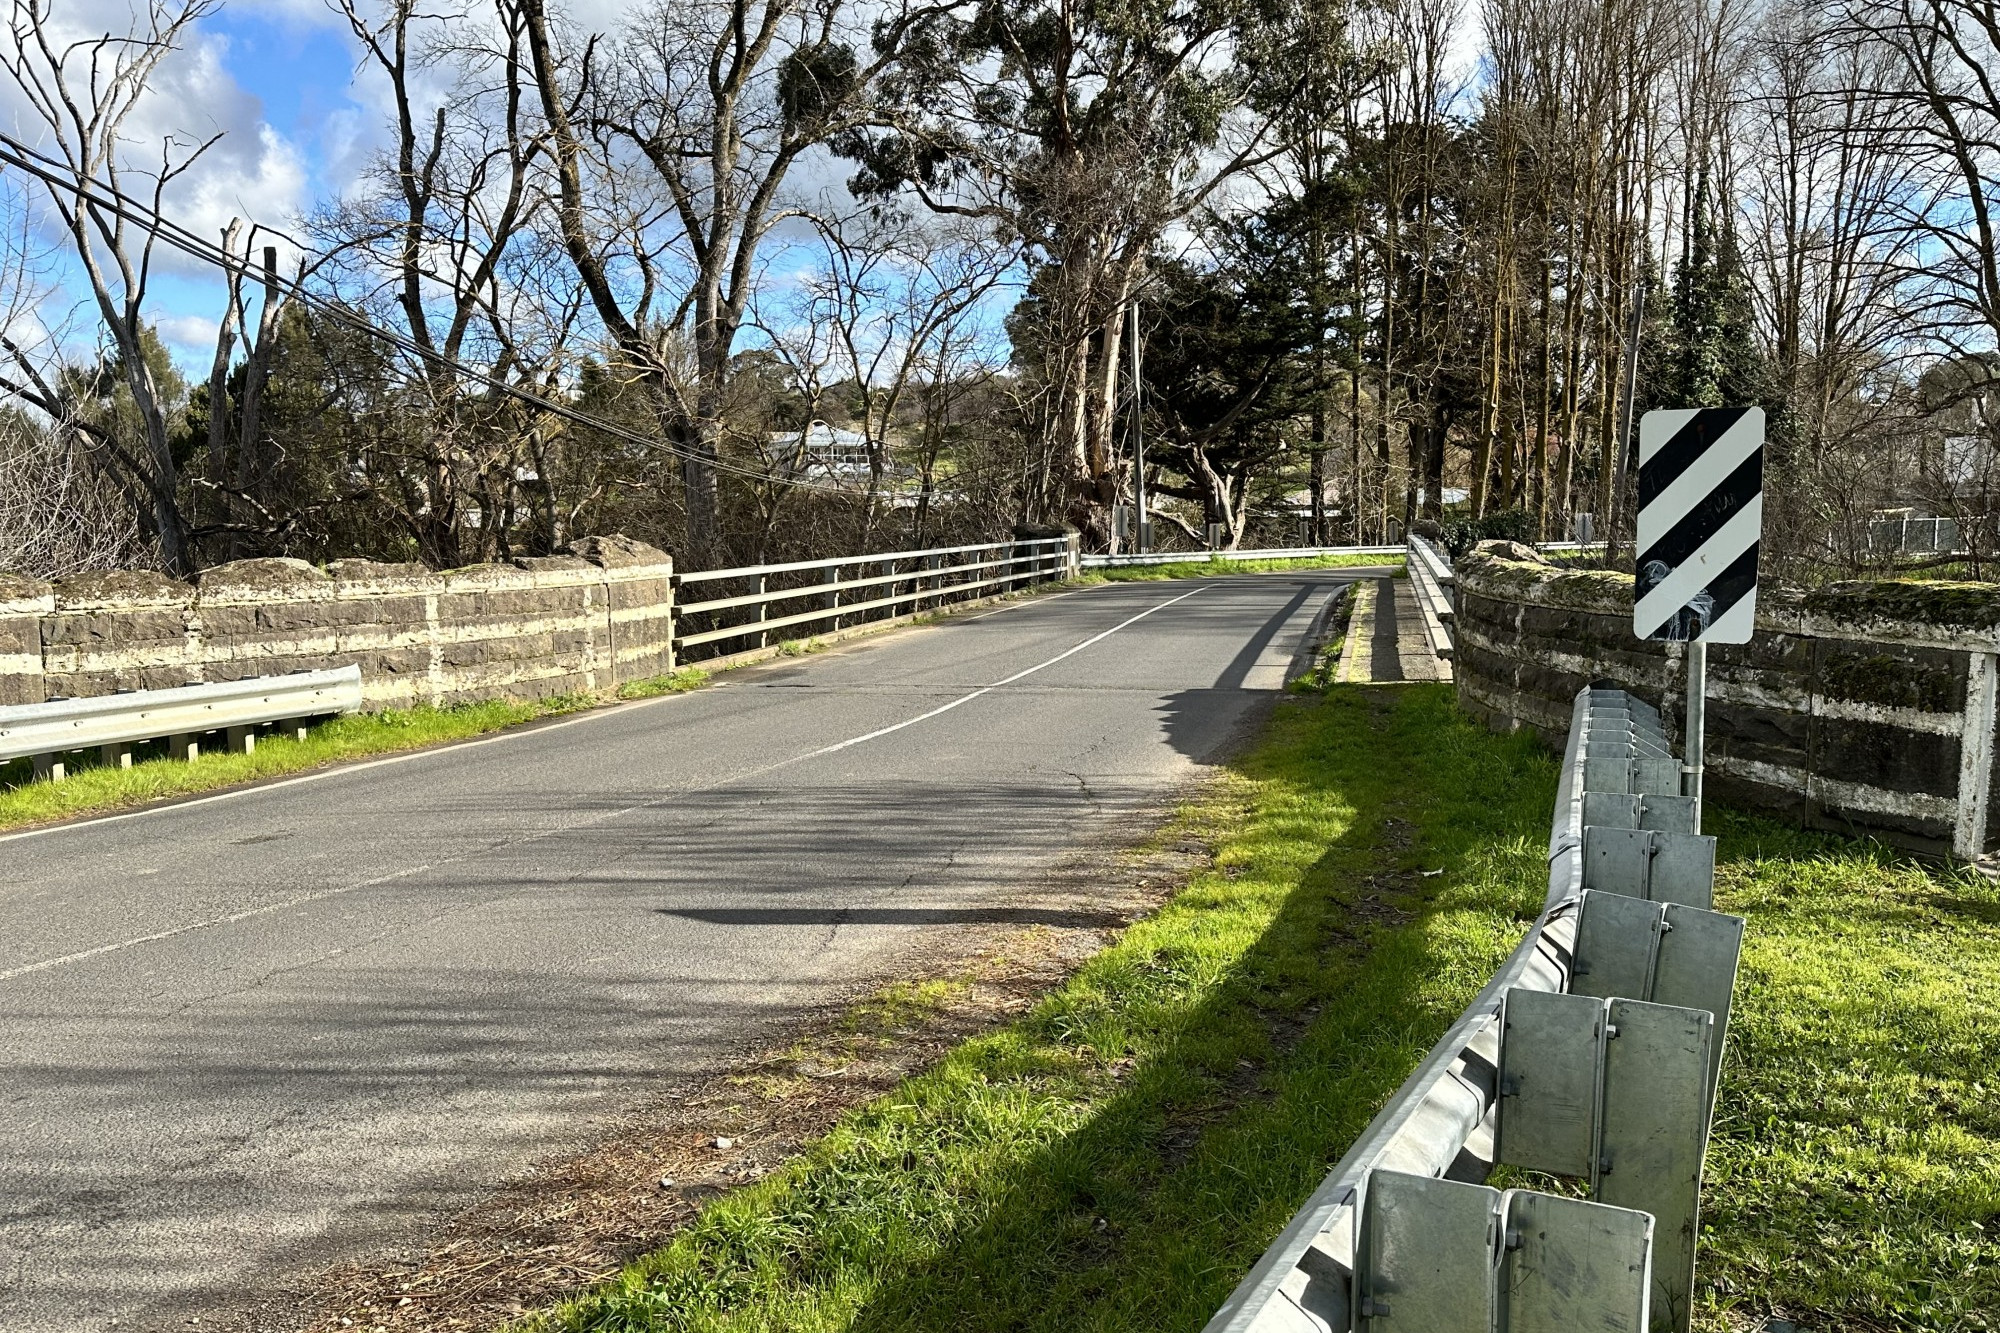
[0,582,1209,980]
[799,584,1208,760]
[0,861,444,982]
[0,589,1114,851]
[0,690,702,848]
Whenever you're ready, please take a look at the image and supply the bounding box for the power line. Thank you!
[0,130,929,499]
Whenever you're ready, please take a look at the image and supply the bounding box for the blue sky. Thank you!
[143,2,366,362]
[0,0,373,369]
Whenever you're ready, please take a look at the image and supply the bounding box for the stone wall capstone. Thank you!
[11,538,674,711]
[1453,541,2000,858]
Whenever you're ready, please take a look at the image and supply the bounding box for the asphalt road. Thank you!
[0,569,1372,1332]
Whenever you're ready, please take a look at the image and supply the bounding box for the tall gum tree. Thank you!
[848,0,1320,545]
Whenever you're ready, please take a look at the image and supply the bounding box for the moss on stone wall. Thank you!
[1818,651,1960,712]
[1803,579,2000,631]
[1456,541,1634,616]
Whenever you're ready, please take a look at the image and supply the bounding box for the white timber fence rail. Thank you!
[1080,545,1403,570]
[0,664,363,781]
[670,537,1077,661]
[1204,684,1745,1333]
[1406,534,1456,662]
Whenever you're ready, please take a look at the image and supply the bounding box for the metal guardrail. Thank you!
[1205,685,1743,1333]
[1405,534,1455,662]
[1080,545,1403,570]
[672,537,1074,655]
[0,665,364,780]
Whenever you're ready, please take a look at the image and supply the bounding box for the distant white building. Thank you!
[770,421,876,476]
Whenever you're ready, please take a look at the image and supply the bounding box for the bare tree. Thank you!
[1739,1,1924,575]
[519,0,948,563]
[751,207,1013,544]
[0,0,219,575]
[0,171,148,575]
[1861,0,2000,413]
[313,0,573,566]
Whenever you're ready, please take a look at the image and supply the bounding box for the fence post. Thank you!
[755,572,769,650]
[1955,649,1998,860]
[824,563,842,632]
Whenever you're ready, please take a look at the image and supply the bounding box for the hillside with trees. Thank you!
[0,0,1996,579]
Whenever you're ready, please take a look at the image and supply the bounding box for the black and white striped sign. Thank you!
[1634,407,1764,643]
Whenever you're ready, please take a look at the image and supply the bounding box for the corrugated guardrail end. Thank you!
[0,664,364,779]
[1204,685,1742,1333]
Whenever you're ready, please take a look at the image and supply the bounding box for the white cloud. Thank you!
[153,310,219,353]
[0,3,314,266]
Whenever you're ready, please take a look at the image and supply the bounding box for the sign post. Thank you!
[1633,407,1766,833]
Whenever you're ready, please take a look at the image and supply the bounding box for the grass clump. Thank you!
[526,685,1555,1333]
[1290,585,1357,693]
[619,667,711,700]
[1094,551,1403,583]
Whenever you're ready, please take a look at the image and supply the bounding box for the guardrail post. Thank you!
[824,563,842,632]
[1356,1170,1500,1329]
[1495,988,1713,1333]
[1499,1190,1654,1329]
[1355,1169,1659,1331]
[167,733,200,762]
[100,742,133,769]
[31,752,65,782]
[226,724,257,755]
[1581,826,1717,908]
[1596,999,1712,1333]
[756,573,770,650]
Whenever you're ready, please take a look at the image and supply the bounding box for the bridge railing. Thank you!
[1405,534,1456,663]
[1079,544,1403,570]
[671,536,1076,659]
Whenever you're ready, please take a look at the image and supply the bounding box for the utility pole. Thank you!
[1131,297,1147,553]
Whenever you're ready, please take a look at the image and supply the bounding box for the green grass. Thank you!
[0,666,711,834]
[619,667,712,700]
[1288,584,1356,693]
[1092,552,1404,582]
[514,683,2000,1333]
[524,685,1557,1333]
[1700,814,2000,1331]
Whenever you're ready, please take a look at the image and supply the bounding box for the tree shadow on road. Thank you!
[543,686,1557,1333]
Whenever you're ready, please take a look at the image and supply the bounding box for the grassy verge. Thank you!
[0,666,709,834]
[1700,813,2000,1330]
[1092,552,1404,582]
[518,683,1999,1333]
[526,684,1556,1333]
[1288,584,1356,693]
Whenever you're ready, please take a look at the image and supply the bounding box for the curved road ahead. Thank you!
[0,569,1375,1331]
